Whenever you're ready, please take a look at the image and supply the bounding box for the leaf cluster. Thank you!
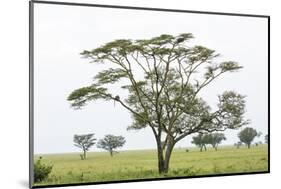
[73,133,97,151]
[97,134,126,151]
[34,157,53,182]
[238,127,258,145]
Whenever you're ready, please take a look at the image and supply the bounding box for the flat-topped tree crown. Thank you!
[97,135,126,157]
[68,33,249,173]
[73,133,97,160]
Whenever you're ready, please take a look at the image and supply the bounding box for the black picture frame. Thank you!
[29,1,270,188]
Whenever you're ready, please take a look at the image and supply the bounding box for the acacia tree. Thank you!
[205,133,226,151]
[191,133,207,152]
[238,127,258,148]
[67,33,249,174]
[97,135,126,157]
[73,133,96,160]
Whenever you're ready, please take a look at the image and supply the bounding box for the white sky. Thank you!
[33,3,268,154]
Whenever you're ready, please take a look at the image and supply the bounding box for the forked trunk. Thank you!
[156,137,175,174]
[156,139,165,174]
[163,142,175,173]
[83,148,86,160]
[213,144,218,151]
[204,144,207,151]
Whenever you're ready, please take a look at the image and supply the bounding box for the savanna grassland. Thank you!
[34,145,268,186]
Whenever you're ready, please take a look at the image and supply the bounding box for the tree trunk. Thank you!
[154,131,175,174]
[163,141,175,173]
[110,149,113,157]
[83,149,86,160]
[156,141,165,174]
[247,144,250,149]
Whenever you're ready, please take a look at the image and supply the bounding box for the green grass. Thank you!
[34,145,268,186]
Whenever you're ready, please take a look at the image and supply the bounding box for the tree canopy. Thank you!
[97,135,126,157]
[191,133,208,152]
[204,133,226,150]
[73,133,96,160]
[68,33,249,173]
[238,127,258,148]
[191,133,226,151]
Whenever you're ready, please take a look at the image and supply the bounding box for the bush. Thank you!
[34,157,53,182]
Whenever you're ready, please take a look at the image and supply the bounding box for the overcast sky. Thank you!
[33,3,268,154]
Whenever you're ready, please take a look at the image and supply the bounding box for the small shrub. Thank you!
[79,172,84,181]
[34,157,53,182]
[79,154,84,160]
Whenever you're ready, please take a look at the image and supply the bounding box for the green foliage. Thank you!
[191,134,207,152]
[73,133,96,160]
[94,68,127,84]
[34,157,53,182]
[97,135,126,156]
[192,133,226,151]
[68,33,248,135]
[214,91,250,130]
[67,85,111,108]
[238,127,258,148]
[204,133,226,150]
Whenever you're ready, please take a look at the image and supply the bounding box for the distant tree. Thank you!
[191,133,207,152]
[73,133,96,160]
[205,133,226,151]
[238,127,258,148]
[265,134,268,144]
[97,135,126,157]
[234,141,243,149]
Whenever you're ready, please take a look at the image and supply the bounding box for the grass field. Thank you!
[34,145,268,186]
